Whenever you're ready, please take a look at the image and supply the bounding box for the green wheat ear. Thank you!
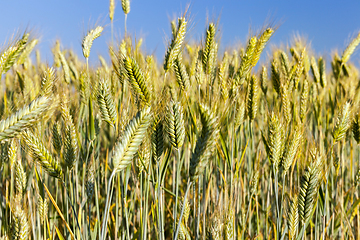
[252,27,274,67]
[247,75,260,121]
[189,104,219,181]
[235,36,257,85]
[288,195,299,240]
[82,26,103,59]
[352,111,360,144]
[164,17,187,72]
[165,101,185,150]
[96,78,118,127]
[298,149,324,225]
[333,101,352,142]
[22,130,63,179]
[111,107,152,173]
[341,31,360,64]
[0,96,52,142]
[123,56,151,105]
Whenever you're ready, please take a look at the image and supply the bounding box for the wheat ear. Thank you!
[82,26,103,59]
[111,107,152,173]
[252,27,274,67]
[341,31,360,64]
[165,101,185,150]
[333,101,352,142]
[22,130,63,179]
[235,36,257,85]
[189,104,219,181]
[164,17,187,72]
[123,56,151,105]
[96,78,118,127]
[0,96,51,142]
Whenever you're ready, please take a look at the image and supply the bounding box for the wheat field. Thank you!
[0,1,360,240]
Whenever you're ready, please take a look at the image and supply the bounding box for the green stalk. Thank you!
[174,180,193,240]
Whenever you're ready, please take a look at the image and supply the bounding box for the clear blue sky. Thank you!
[1,1,360,66]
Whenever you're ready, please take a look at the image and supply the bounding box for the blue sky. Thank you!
[1,1,360,66]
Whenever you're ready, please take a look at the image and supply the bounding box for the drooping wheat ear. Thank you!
[263,112,284,172]
[52,121,62,154]
[298,151,324,225]
[11,202,30,240]
[165,101,185,150]
[86,157,95,199]
[96,78,117,127]
[288,194,299,240]
[22,130,63,179]
[82,26,104,59]
[111,107,152,173]
[164,17,187,72]
[252,27,274,67]
[123,56,151,105]
[280,82,291,123]
[151,116,164,162]
[300,79,309,122]
[0,33,29,75]
[318,57,327,88]
[109,0,115,21]
[282,125,303,175]
[189,104,219,181]
[18,38,38,65]
[271,59,281,95]
[15,159,26,196]
[40,67,56,97]
[260,65,268,95]
[250,170,260,195]
[202,23,216,72]
[121,0,130,14]
[58,50,71,84]
[310,56,320,83]
[352,112,360,144]
[280,51,290,79]
[235,36,257,85]
[174,53,190,92]
[341,31,360,64]
[333,101,352,142]
[219,52,229,100]
[0,96,51,142]
[61,99,78,170]
[37,194,48,222]
[247,75,260,121]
